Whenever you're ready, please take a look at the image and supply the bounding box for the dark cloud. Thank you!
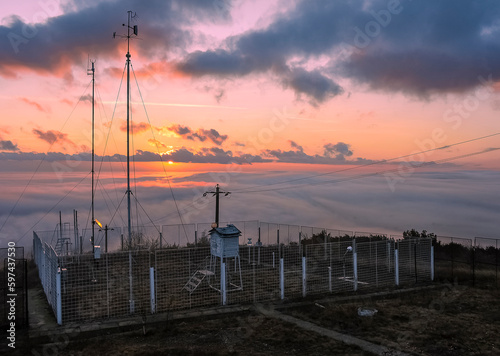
[135,147,262,164]
[0,140,19,151]
[289,140,303,152]
[264,141,370,165]
[4,0,497,102]
[283,67,343,105]
[33,129,75,147]
[166,125,228,145]
[80,94,93,103]
[177,0,500,100]
[0,0,234,76]
[167,124,192,136]
[0,139,371,165]
[324,142,353,161]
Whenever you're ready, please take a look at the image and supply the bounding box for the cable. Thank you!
[131,63,190,242]
[0,82,92,236]
[16,173,91,243]
[231,132,500,193]
[237,147,500,194]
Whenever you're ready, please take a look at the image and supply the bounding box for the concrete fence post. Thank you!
[353,252,358,292]
[280,258,284,300]
[353,240,358,291]
[221,259,227,305]
[302,256,307,298]
[328,266,332,293]
[150,267,156,314]
[395,249,400,286]
[430,245,435,281]
[56,268,62,325]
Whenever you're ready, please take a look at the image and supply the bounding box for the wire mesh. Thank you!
[435,236,473,282]
[356,240,395,290]
[279,224,300,245]
[397,239,432,285]
[259,222,279,245]
[474,237,499,287]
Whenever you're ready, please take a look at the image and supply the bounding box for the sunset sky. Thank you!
[1,0,499,247]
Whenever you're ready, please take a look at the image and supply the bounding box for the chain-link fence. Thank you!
[33,223,434,325]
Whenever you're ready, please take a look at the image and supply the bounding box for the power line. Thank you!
[237,147,500,194]
[231,132,500,193]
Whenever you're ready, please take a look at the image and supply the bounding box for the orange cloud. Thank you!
[19,97,48,113]
[119,121,150,134]
[32,129,77,150]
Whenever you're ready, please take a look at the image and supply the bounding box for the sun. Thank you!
[168,161,174,165]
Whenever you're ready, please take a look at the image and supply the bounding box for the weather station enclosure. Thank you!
[207,224,243,305]
[210,224,240,258]
[33,221,437,325]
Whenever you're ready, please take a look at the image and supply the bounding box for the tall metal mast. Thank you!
[115,10,138,314]
[126,11,132,250]
[87,61,95,254]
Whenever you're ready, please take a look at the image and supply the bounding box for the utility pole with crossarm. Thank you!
[203,184,230,228]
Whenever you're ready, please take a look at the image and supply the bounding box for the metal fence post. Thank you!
[353,241,358,292]
[430,245,435,281]
[221,259,227,306]
[280,257,284,300]
[150,267,156,314]
[302,256,307,298]
[328,266,332,293]
[395,248,400,286]
[56,268,62,325]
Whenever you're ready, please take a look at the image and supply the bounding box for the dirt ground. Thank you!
[13,283,498,356]
[286,285,500,356]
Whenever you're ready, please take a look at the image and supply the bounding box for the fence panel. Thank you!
[397,239,433,285]
[356,240,394,290]
[230,220,259,246]
[162,224,196,247]
[155,247,219,312]
[279,224,300,245]
[435,236,473,283]
[474,237,499,287]
[281,245,302,299]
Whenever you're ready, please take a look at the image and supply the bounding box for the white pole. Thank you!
[221,259,227,305]
[150,267,156,314]
[395,249,399,286]
[430,245,435,281]
[353,252,358,291]
[280,258,285,300]
[328,266,332,293]
[387,241,391,272]
[56,268,62,325]
[302,256,307,298]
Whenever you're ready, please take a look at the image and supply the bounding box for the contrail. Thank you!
[102,101,248,110]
